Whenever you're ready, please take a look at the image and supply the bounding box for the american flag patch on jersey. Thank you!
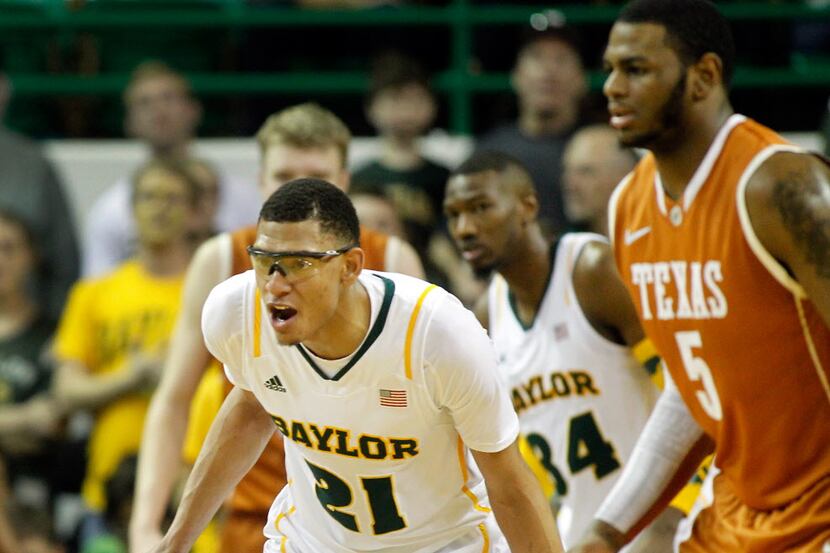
[379,389,407,407]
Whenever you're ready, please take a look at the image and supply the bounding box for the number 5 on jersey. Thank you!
[675,330,723,421]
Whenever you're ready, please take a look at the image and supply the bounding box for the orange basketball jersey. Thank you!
[610,115,830,511]
[225,223,390,515]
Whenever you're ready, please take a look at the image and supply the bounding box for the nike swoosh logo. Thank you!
[624,226,652,246]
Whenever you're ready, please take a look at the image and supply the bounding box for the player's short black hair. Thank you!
[452,150,530,178]
[451,151,536,198]
[618,0,735,87]
[260,178,361,246]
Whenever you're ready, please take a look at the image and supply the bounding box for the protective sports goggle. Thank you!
[247,244,357,283]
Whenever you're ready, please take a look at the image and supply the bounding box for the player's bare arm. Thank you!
[746,151,830,324]
[572,240,644,347]
[472,439,564,553]
[572,240,685,553]
[151,386,275,553]
[568,378,713,553]
[130,234,231,551]
[569,520,626,553]
[569,242,633,553]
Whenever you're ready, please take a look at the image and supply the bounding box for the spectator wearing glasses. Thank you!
[82,61,260,278]
[52,160,200,548]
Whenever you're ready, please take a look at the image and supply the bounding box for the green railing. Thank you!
[1,0,829,133]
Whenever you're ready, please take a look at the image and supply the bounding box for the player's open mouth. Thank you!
[461,245,487,263]
[608,106,635,130]
[269,304,298,324]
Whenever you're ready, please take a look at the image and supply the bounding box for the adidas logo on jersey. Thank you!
[264,375,286,392]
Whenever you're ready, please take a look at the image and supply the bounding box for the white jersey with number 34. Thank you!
[488,233,659,549]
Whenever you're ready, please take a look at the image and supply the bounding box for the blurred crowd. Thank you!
[0,17,827,553]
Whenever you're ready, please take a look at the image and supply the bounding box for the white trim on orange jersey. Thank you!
[683,114,746,211]
[735,144,806,298]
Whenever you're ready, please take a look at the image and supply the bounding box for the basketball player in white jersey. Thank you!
[149,178,562,553]
[443,151,682,551]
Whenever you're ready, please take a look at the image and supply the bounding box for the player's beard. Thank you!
[473,264,496,280]
[621,73,686,149]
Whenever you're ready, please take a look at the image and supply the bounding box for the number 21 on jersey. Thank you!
[306,460,407,535]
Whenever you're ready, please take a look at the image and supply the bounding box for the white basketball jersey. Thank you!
[487,233,659,549]
[203,270,519,553]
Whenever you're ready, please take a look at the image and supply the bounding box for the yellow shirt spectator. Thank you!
[55,260,184,510]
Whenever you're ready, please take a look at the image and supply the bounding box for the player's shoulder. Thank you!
[376,273,481,337]
[561,231,608,250]
[203,271,255,334]
[206,270,254,308]
[371,270,451,303]
[566,232,611,267]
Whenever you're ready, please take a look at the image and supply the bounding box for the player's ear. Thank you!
[519,192,539,225]
[690,53,722,101]
[341,246,364,284]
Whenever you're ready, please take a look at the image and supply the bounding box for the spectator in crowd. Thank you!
[0,210,64,515]
[350,187,406,239]
[561,124,639,236]
[52,160,200,547]
[0,63,80,322]
[477,27,590,237]
[82,61,260,277]
[353,51,449,283]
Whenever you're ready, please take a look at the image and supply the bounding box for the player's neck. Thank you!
[500,227,551,323]
[588,215,609,237]
[303,280,371,361]
[653,107,733,200]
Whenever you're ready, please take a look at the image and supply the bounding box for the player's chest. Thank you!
[247,352,442,436]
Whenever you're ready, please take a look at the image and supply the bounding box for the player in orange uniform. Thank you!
[130,104,424,553]
[570,1,830,552]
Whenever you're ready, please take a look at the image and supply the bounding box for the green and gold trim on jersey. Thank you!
[506,240,559,331]
[405,283,438,379]
[274,503,296,552]
[456,436,491,514]
[294,275,395,381]
[253,287,263,358]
